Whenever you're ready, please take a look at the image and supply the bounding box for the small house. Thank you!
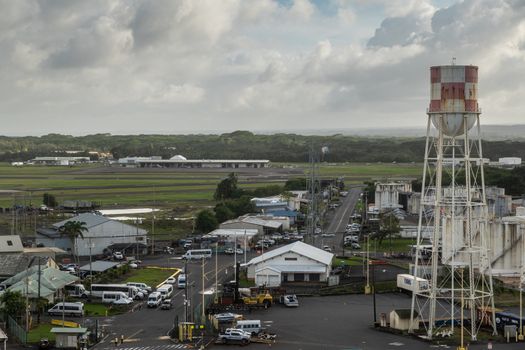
[389,309,419,331]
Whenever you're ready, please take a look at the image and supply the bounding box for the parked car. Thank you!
[281,294,299,307]
[112,251,124,260]
[350,242,361,249]
[321,233,335,237]
[164,246,175,254]
[323,245,332,252]
[165,277,176,284]
[160,298,173,310]
[214,313,242,322]
[224,248,234,255]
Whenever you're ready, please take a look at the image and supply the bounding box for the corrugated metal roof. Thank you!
[247,241,333,266]
[0,254,32,278]
[53,213,111,229]
[51,327,88,334]
[79,260,120,272]
[6,266,78,298]
[255,265,326,273]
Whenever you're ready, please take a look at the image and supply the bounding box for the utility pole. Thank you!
[37,257,42,324]
[184,259,189,322]
[201,257,205,321]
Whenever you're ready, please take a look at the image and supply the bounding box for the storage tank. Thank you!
[429,65,479,137]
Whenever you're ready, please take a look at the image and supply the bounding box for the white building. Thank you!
[36,213,147,256]
[375,182,412,212]
[220,216,283,235]
[245,241,333,287]
[498,157,522,167]
[205,229,259,249]
[118,155,269,169]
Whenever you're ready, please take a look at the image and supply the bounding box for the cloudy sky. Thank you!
[1,0,524,135]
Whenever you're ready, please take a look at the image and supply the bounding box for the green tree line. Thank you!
[1,131,525,162]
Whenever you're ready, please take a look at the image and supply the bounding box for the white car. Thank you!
[165,277,176,284]
[113,297,133,305]
[323,246,332,252]
[282,294,299,307]
[113,251,124,260]
[321,233,335,237]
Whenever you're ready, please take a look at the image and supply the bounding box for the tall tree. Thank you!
[376,213,400,247]
[195,210,218,233]
[0,290,26,322]
[58,220,88,262]
[42,193,58,208]
[214,173,240,200]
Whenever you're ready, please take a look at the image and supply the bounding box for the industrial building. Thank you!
[36,213,147,256]
[374,181,412,212]
[29,156,90,166]
[118,155,269,168]
[245,241,333,287]
[219,215,284,235]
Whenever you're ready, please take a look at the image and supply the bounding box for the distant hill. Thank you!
[0,131,524,163]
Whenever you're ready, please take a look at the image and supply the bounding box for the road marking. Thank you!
[101,345,188,350]
[388,342,404,346]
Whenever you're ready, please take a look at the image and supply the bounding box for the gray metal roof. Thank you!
[51,327,88,334]
[0,254,33,278]
[53,213,111,229]
[79,260,120,272]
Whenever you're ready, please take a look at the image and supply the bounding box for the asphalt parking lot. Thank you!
[210,294,525,350]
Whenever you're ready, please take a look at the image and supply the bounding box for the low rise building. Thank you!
[36,213,147,256]
[118,155,269,169]
[245,241,333,287]
[220,216,283,235]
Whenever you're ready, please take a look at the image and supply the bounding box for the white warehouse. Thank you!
[36,213,147,256]
[245,241,333,287]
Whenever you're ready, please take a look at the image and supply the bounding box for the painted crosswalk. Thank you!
[101,344,189,350]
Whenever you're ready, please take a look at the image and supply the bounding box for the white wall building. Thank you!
[220,216,283,235]
[36,213,147,256]
[245,241,333,287]
[375,182,412,212]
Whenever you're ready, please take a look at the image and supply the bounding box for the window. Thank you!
[6,240,12,246]
[294,273,305,281]
[284,257,297,261]
[309,274,320,282]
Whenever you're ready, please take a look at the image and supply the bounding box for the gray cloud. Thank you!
[0,0,524,135]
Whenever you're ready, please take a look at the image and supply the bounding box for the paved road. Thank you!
[210,294,523,350]
[320,187,362,254]
[91,252,251,349]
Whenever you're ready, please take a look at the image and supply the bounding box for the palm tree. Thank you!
[58,220,88,263]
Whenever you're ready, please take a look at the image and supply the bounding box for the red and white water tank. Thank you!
[429,65,480,137]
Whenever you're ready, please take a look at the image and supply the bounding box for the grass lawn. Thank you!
[28,323,55,343]
[332,256,364,267]
[84,303,110,317]
[124,267,179,288]
[368,238,416,253]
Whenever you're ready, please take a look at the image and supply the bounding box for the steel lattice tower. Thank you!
[409,65,497,340]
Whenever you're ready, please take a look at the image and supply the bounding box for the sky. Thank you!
[1,0,525,136]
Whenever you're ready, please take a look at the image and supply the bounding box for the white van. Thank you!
[177,274,186,289]
[147,292,162,308]
[102,291,133,305]
[182,249,212,260]
[157,284,173,300]
[48,302,84,317]
[127,282,152,293]
[235,320,262,335]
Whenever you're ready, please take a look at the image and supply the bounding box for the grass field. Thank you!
[28,323,55,343]
[124,267,179,288]
[332,256,364,267]
[0,162,422,208]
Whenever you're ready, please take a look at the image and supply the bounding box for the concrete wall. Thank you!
[220,222,263,235]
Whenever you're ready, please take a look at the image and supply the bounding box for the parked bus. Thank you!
[182,249,212,260]
[90,284,142,300]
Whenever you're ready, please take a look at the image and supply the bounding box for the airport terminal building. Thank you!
[118,155,270,169]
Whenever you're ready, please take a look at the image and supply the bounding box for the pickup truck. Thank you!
[218,328,251,345]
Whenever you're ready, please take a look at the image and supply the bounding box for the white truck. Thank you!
[397,274,430,293]
[218,328,251,345]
